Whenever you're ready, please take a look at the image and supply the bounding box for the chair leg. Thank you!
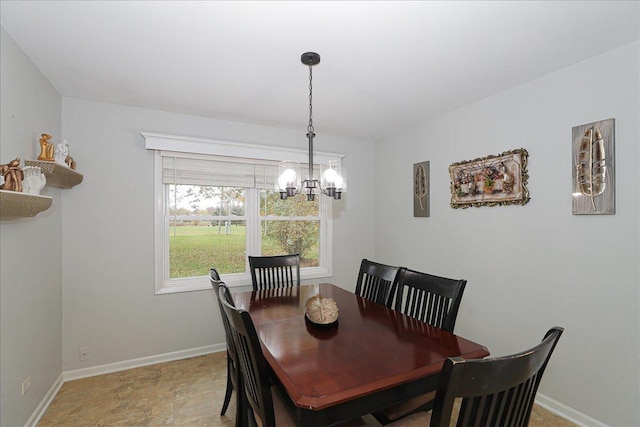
[371,412,393,425]
[234,383,243,427]
[220,360,233,415]
[240,385,255,427]
[235,374,246,427]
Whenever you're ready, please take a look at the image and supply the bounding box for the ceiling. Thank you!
[1,1,638,141]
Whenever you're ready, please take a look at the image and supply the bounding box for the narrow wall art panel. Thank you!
[413,161,429,217]
[572,118,615,215]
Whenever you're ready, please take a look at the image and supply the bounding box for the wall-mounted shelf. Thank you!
[25,160,83,189]
[0,190,52,219]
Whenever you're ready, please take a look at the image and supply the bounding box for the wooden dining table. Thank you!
[232,283,489,427]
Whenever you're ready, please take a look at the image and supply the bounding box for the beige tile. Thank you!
[174,391,218,424]
[38,352,575,427]
[530,405,577,427]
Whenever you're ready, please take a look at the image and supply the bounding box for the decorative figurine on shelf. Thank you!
[22,165,46,195]
[0,158,24,192]
[65,154,76,170]
[54,140,69,165]
[38,133,55,161]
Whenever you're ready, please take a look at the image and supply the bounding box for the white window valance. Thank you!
[142,132,343,164]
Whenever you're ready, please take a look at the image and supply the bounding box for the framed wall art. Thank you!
[572,118,615,215]
[449,148,529,209]
[413,161,429,217]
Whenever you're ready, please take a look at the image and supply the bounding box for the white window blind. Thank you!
[161,151,322,190]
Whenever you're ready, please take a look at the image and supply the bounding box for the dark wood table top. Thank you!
[232,283,489,416]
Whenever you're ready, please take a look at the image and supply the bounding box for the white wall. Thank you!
[375,41,640,426]
[60,98,375,372]
[0,27,63,426]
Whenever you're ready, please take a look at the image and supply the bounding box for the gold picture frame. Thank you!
[449,148,530,209]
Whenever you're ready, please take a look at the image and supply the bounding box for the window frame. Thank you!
[146,132,341,294]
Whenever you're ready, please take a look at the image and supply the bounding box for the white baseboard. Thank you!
[24,373,64,427]
[536,393,609,427]
[63,343,225,381]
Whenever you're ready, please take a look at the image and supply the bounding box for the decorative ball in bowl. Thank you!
[304,293,339,327]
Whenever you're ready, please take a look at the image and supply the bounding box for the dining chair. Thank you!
[355,259,401,308]
[248,254,300,291]
[218,283,297,426]
[394,268,467,333]
[386,327,564,427]
[218,283,366,427]
[373,269,467,424]
[209,268,243,427]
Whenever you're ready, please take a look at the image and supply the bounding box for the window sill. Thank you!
[155,267,332,295]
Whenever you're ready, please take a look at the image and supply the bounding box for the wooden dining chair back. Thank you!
[373,267,466,423]
[209,269,242,425]
[395,268,467,333]
[429,327,564,427]
[248,254,300,291]
[373,269,467,424]
[218,284,283,427]
[387,327,564,427]
[355,259,401,307]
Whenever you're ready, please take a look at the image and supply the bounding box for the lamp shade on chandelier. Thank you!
[277,52,345,201]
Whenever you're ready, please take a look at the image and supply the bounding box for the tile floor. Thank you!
[38,352,576,426]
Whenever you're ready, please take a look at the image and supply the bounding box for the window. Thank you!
[167,184,248,278]
[260,189,321,268]
[146,133,338,294]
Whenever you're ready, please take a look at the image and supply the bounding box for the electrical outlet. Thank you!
[22,375,31,396]
[79,346,90,361]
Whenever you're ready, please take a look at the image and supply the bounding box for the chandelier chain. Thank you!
[308,65,314,134]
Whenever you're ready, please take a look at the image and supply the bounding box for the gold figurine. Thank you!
[0,158,24,192]
[38,133,55,161]
[65,155,76,170]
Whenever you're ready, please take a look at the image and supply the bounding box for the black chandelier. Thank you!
[277,52,345,201]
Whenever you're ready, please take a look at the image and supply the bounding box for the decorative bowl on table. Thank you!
[304,293,339,327]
